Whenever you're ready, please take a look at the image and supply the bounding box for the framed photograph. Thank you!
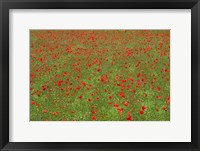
[0,0,199,150]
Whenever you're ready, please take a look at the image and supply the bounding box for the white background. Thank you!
[9,9,191,142]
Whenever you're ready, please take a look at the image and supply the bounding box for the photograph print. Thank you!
[30,30,170,121]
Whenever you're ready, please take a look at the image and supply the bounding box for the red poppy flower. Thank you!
[88,98,92,102]
[165,69,169,72]
[39,58,43,62]
[92,116,96,121]
[76,86,81,90]
[122,79,126,83]
[43,110,48,113]
[162,107,167,111]
[156,95,162,99]
[132,89,136,93]
[81,81,86,86]
[140,110,144,115]
[117,108,124,114]
[141,106,146,111]
[114,104,119,108]
[63,71,67,75]
[52,112,58,116]
[120,92,125,98]
[42,85,46,90]
[57,80,62,86]
[167,96,170,101]
[123,101,129,107]
[31,101,35,105]
[108,102,113,105]
[137,73,141,78]
[127,85,131,89]
[78,95,82,99]
[157,86,161,92]
[92,110,98,114]
[108,95,112,99]
[66,46,72,52]
[126,115,133,121]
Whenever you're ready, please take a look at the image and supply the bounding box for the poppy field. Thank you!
[30,30,170,121]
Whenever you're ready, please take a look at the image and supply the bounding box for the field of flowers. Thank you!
[30,30,170,121]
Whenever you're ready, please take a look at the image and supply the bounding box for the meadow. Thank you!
[30,30,170,121]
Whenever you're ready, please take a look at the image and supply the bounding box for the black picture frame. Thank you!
[0,0,199,151]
